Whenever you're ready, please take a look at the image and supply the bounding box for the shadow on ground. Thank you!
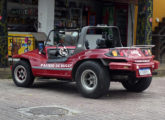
[29,79,155,100]
[33,79,78,94]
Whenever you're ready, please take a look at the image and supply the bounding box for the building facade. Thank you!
[0,0,154,67]
[0,0,8,67]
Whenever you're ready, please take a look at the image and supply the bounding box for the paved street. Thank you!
[0,77,165,120]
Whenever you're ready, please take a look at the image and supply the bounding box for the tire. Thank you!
[75,61,110,98]
[12,60,35,87]
[122,77,152,92]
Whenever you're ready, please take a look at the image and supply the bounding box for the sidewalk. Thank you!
[155,64,165,76]
[0,68,11,79]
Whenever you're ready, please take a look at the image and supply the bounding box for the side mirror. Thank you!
[38,42,44,54]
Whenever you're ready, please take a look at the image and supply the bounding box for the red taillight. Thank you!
[119,51,124,56]
[142,49,152,56]
[145,50,149,56]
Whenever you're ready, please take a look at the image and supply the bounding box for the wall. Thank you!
[152,0,165,31]
[127,4,135,46]
[0,0,8,67]
[133,5,138,45]
[38,0,55,44]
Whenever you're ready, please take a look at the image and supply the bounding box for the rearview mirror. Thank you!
[71,32,78,37]
[59,30,65,34]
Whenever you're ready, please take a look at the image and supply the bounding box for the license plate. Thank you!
[139,68,151,76]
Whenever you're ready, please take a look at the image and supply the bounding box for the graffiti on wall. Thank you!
[0,0,8,67]
[136,0,153,45]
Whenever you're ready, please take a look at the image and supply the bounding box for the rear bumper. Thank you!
[109,60,160,78]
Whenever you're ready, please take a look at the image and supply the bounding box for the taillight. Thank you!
[142,49,152,56]
[145,50,149,56]
[112,50,118,56]
[148,49,152,55]
[119,51,124,56]
[105,50,125,57]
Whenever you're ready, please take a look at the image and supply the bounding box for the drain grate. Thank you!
[18,106,79,117]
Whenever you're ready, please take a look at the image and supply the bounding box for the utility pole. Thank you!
[136,0,153,45]
[0,0,8,67]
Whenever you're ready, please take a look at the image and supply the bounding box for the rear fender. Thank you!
[72,59,103,80]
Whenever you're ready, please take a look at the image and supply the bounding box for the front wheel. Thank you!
[12,60,35,87]
[122,77,152,92]
[75,61,110,98]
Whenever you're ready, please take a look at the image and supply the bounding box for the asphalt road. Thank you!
[0,77,165,120]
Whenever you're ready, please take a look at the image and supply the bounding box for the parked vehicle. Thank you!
[11,26,159,98]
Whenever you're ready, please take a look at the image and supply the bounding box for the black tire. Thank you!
[12,60,35,87]
[75,61,110,98]
[122,77,152,92]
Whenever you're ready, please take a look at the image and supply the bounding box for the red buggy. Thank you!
[11,26,159,98]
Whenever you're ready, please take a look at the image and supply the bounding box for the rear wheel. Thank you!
[122,77,152,92]
[75,61,110,98]
[12,60,34,87]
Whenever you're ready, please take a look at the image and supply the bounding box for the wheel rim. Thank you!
[14,65,27,83]
[81,69,98,91]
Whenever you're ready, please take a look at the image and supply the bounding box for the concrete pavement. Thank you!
[0,77,165,120]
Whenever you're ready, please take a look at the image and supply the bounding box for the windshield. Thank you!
[85,27,122,49]
[54,30,79,46]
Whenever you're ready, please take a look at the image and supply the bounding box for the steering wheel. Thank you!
[56,43,69,57]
